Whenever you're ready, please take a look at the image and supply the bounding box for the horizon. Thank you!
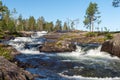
[2,0,120,31]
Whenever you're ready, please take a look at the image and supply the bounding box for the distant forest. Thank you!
[0,0,119,33]
[0,1,76,33]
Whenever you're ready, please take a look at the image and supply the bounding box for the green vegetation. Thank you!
[105,33,113,40]
[0,44,13,60]
[0,1,73,34]
[59,34,76,40]
[85,32,98,37]
[0,32,4,39]
[0,1,118,34]
[83,2,101,32]
[113,0,120,7]
[56,41,62,47]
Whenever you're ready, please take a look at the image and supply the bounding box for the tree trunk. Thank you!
[91,17,94,32]
[91,21,94,32]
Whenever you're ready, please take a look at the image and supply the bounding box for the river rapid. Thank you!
[8,31,120,80]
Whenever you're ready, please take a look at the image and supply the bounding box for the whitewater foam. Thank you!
[60,74,120,80]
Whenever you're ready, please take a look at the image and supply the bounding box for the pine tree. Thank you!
[63,22,68,30]
[54,19,62,31]
[37,16,45,31]
[83,2,101,32]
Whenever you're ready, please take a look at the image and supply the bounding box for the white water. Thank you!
[61,75,120,80]
[8,31,120,80]
[31,31,48,38]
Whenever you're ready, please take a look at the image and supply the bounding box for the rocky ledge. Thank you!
[101,33,120,57]
[39,40,76,52]
[0,56,34,80]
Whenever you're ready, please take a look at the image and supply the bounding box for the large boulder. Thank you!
[0,57,34,80]
[101,33,120,57]
[39,40,76,53]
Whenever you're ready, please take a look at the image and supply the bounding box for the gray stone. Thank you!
[101,33,120,57]
[0,57,34,80]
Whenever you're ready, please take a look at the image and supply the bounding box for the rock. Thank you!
[101,33,120,57]
[39,40,76,52]
[0,43,20,57]
[3,35,15,40]
[0,57,34,80]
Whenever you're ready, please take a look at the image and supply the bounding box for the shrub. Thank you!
[0,46,13,60]
[56,41,62,47]
[0,32,4,39]
[105,33,113,40]
[96,38,105,43]
[85,32,98,37]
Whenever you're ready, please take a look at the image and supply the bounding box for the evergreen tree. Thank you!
[44,22,54,32]
[83,2,101,32]
[63,22,68,30]
[7,18,16,33]
[54,19,62,31]
[28,16,36,31]
[16,14,24,31]
[24,19,29,31]
[0,1,8,31]
[113,0,120,7]
[37,16,45,31]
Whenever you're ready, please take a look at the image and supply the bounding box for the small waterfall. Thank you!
[31,31,48,38]
[8,31,47,54]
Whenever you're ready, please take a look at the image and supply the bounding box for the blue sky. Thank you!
[2,0,120,31]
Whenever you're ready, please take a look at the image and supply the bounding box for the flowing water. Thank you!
[8,31,120,80]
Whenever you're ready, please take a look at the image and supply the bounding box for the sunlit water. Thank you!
[8,31,120,80]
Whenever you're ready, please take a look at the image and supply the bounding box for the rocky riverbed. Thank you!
[1,31,120,80]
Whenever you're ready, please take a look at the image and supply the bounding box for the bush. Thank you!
[85,32,98,37]
[0,32,4,39]
[105,33,113,40]
[0,46,13,60]
[56,41,62,47]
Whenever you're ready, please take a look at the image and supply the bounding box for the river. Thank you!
[8,31,120,80]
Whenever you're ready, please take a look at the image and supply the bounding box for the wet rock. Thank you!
[0,57,34,80]
[77,43,100,52]
[39,40,76,52]
[101,33,120,57]
[3,35,15,40]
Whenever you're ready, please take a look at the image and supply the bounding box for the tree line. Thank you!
[0,0,119,33]
[0,1,75,33]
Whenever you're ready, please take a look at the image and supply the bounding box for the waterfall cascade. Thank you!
[8,31,120,80]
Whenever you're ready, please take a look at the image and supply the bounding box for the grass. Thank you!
[0,44,13,60]
[0,32,4,39]
[84,32,98,37]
